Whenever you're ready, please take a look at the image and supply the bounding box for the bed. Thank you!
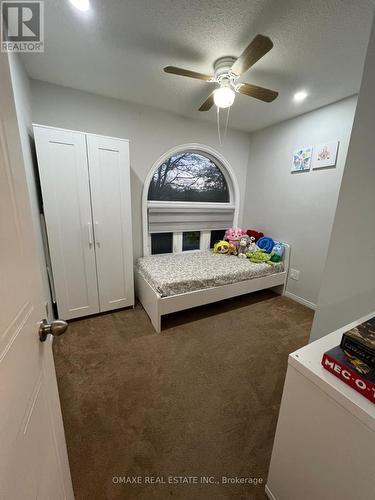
[134,245,290,333]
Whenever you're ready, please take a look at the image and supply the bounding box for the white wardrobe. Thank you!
[34,125,134,320]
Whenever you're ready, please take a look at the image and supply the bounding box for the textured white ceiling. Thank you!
[22,0,375,132]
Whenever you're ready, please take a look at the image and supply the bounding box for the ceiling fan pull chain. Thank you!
[217,106,222,146]
[224,106,230,139]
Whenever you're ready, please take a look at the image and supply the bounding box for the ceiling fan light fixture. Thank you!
[213,87,235,109]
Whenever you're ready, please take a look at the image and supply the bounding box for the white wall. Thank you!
[310,20,375,341]
[28,79,360,316]
[30,80,251,260]
[8,55,52,319]
[243,96,357,308]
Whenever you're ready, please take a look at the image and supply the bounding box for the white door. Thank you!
[34,125,99,320]
[87,135,134,312]
[0,54,74,499]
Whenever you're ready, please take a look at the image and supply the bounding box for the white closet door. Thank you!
[87,135,134,312]
[34,126,99,319]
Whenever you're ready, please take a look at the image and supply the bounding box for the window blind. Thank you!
[148,206,235,233]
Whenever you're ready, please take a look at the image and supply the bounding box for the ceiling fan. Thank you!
[163,34,278,111]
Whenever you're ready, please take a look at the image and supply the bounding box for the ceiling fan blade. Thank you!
[198,93,214,111]
[164,66,213,81]
[231,34,273,76]
[237,83,278,102]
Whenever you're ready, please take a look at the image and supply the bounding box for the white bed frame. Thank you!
[135,244,290,333]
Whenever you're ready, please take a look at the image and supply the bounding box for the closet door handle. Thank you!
[87,222,94,247]
[94,221,100,246]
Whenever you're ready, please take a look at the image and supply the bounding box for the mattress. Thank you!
[136,251,284,297]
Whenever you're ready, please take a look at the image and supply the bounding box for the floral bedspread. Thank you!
[136,251,284,297]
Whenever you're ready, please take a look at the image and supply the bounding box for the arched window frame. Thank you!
[142,143,240,256]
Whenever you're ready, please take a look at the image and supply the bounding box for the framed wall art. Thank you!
[292,146,313,172]
[313,141,339,169]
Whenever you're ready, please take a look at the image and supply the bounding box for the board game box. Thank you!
[340,316,375,368]
[322,345,375,404]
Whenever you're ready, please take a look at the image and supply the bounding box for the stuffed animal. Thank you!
[213,240,230,254]
[228,243,237,256]
[257,236,275,254]
[247,236,259,254]
[237,235,251,259]
[247,250,275,265]
[224,227,246,250]
[271,242,285,262]
[246,230,264,242]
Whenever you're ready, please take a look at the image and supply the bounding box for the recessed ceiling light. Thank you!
[69,0,90,12]
[293,90,308,103]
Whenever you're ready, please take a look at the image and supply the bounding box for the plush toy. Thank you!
[228,243,237,256]
[213,240,230,254]
[246,230,264,242]
[247,236,259,254]
[237,235,251,259]
[224,227,246,250]
[257,236,275,254]
[271,242,285,262]
[247,250,275,265]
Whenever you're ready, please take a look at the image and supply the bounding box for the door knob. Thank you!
[39,319,68,342]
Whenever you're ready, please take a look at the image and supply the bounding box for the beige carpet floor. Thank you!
[53,290,314,500]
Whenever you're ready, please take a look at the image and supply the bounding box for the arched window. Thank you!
[148,152,230,203]
[143,144,239,256]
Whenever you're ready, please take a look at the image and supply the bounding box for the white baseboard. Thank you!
[284,291,316,310]
[265,484,276,500]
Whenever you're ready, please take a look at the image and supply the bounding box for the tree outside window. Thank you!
[148,152,229,202]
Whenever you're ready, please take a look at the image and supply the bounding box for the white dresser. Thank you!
[266,314,375,500]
